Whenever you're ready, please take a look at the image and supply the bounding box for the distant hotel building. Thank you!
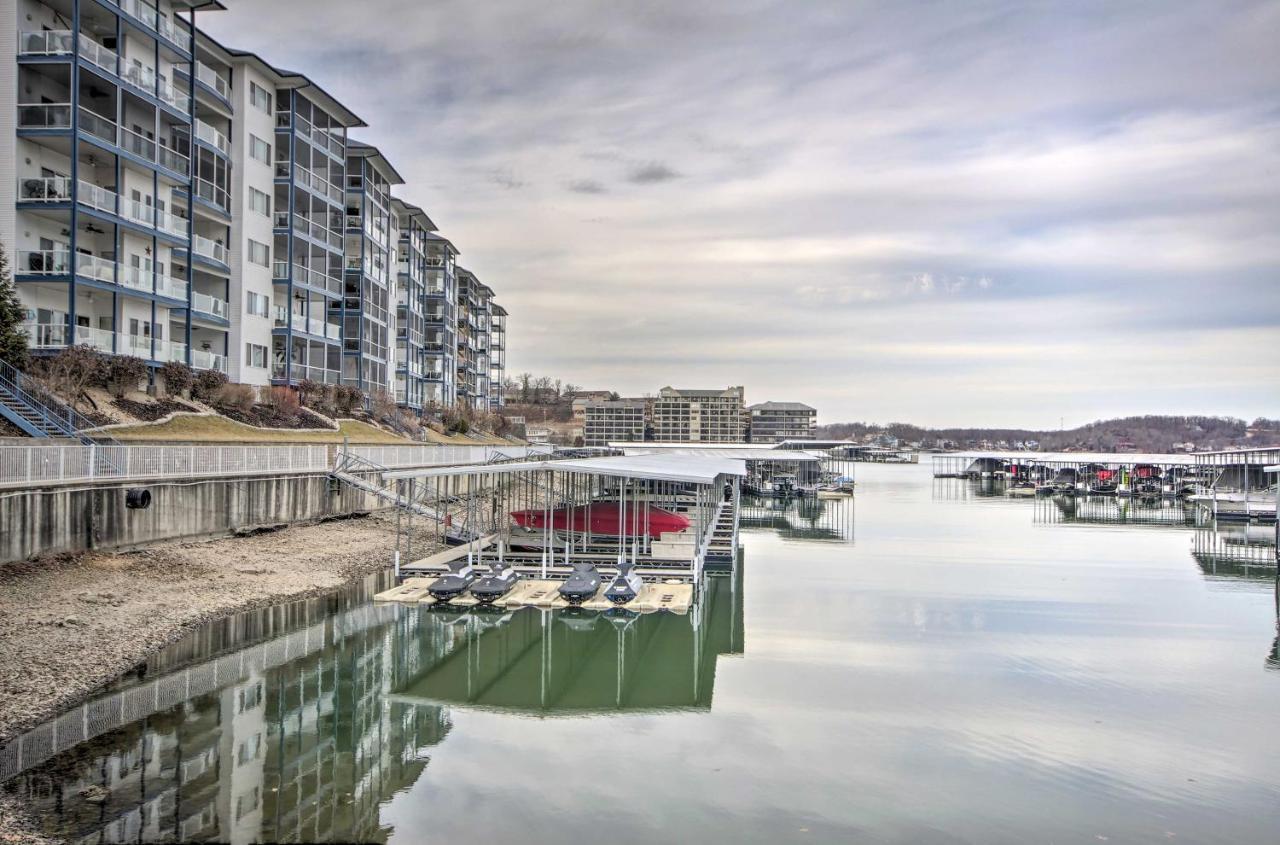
[748,401,817,443]
[582,400,646,446]
[652,386,745,442]
[1,0,504,413]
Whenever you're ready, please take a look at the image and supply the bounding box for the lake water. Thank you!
[4,463,1278,843]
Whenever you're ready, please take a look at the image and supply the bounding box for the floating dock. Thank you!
[373,576,695,614]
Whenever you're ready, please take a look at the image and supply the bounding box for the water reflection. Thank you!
[1,571,743,844]
[738,495,855,542]
[1033,494,1201,528]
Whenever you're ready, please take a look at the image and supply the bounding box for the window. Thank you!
[249,187,271,216]
[247,240,269,267]
[249,81,272,113]
[246,291,270,318]
[246,343,268,369]
[249,134,270,164]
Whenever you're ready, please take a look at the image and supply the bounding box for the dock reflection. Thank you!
[738,495,855,542]
[0,567,744,844]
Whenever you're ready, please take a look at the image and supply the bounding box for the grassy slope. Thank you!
[105,414,518,446]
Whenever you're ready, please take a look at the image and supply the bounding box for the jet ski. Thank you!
[470,561,521,604]
[428,560,477,602]
[603,560,644,606]
[558,562,602,606]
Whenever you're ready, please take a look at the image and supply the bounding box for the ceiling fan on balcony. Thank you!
[84,223,105,235]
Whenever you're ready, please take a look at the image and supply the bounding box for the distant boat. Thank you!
[510,502,689,539]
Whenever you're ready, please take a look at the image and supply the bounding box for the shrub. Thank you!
[442,408,469,435]
[31,345,106,410]
[158,361,193,398]
[260,385,300,414]
[297,378,322,408]
[371,389,397,422]
[191,368,228,403]
[213,382,255,413]
[334,385,364,415]
[104,355,148,399]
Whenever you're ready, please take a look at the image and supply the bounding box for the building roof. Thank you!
[346,141,406,184]
[423,231,460,254]
[390,197,438,232]
[658,386,743,399]
[749,401,816,412]
[210,36,366,127]
[382,453,745,484]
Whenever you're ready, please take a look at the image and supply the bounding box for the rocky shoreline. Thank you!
[0,512,440,843]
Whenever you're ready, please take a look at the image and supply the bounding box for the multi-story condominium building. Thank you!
[341,141,399,396]
[582,399,646,446]
[652,386,746,442]
[4,0,213,372]
[748,400,817,443]
[489,302,506,409]
[2,1,509,417]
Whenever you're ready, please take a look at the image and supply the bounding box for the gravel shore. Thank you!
[0,511,441,843]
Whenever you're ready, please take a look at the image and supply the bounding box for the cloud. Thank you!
[200,0,1280,426]
[567,179,607,194]
[626,162,681,184]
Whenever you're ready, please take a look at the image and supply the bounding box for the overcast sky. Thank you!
[204,1,1279,427]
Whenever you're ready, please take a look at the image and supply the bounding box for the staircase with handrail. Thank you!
[0,358,120,448]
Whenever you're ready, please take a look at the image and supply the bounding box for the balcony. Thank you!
[191,235,227,265]
[117,0,192,53]
[23,323,114,352]
[178,60,230,103]
[276,261,342,295]
[194,119,229,155]
[190,349,227,373]
[18,30,72,56]
[17,102,71,130]
[17,175,72,202]
[79,36,119,76]
[190,178,230,214]
[16,250,69,276]
[78,107,116,143]
[191,291,229,320]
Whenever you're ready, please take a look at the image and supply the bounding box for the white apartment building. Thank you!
[2,0,507,413]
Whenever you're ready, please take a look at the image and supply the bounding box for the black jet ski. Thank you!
[428,560,477,602]
[558,562,602,606]
[603,560,644,606]
[470,561,521,604]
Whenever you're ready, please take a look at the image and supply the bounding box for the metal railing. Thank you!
[16,250,70,275]
[191,235,227,264]
[0,360,120,448]
[190,291,229,319]
[194,119,229,155]
[17,175,72,202]
[18,30,72,55]
[0,443,329,489]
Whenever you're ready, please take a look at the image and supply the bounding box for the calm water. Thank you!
[4,463,1279,844]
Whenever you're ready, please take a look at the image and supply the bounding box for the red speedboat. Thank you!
[510,502,689,539]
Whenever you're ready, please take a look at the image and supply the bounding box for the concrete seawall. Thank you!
[1,472,387,563]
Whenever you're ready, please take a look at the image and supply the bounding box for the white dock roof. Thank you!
[382,453,746,484]
[611,443,825,462]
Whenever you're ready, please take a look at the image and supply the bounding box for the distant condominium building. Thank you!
[652,386,745,442]
[748,401,817,443]
[582,400,646,446]
[1,0,507,415]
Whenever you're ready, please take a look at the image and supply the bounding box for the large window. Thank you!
[248,240,270,267]
[245,343,268,369]
[246,291,270,318]
[249,134,271,164]
[249,187,270,217]
[249,82,272,114]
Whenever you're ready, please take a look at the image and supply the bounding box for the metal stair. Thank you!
[0,358,120,448]
[330,447,448,522]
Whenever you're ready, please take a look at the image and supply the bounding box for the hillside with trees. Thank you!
[816,415,1280,452]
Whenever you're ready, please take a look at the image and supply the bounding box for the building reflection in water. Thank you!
[738,495,854,543]
[0,569,744,843]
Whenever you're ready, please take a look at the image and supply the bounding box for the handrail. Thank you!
[0,359,119,447]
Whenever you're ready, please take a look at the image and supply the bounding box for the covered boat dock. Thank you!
[381,453,746,588]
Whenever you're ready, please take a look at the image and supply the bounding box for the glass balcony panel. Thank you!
[18,250,70,275]
[18,175,73,201]
[75,253,116,283]
[120,127,157,162]
[19,30,73,55]
[157,144,190,176]
[194,119,228,154]
[157,275,188,301]
[78,36,117,74]
[192,291,228,318]
[77,107,117,143]
[18,103,72,129]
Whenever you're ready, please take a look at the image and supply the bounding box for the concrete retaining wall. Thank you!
[1,472,386,563]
